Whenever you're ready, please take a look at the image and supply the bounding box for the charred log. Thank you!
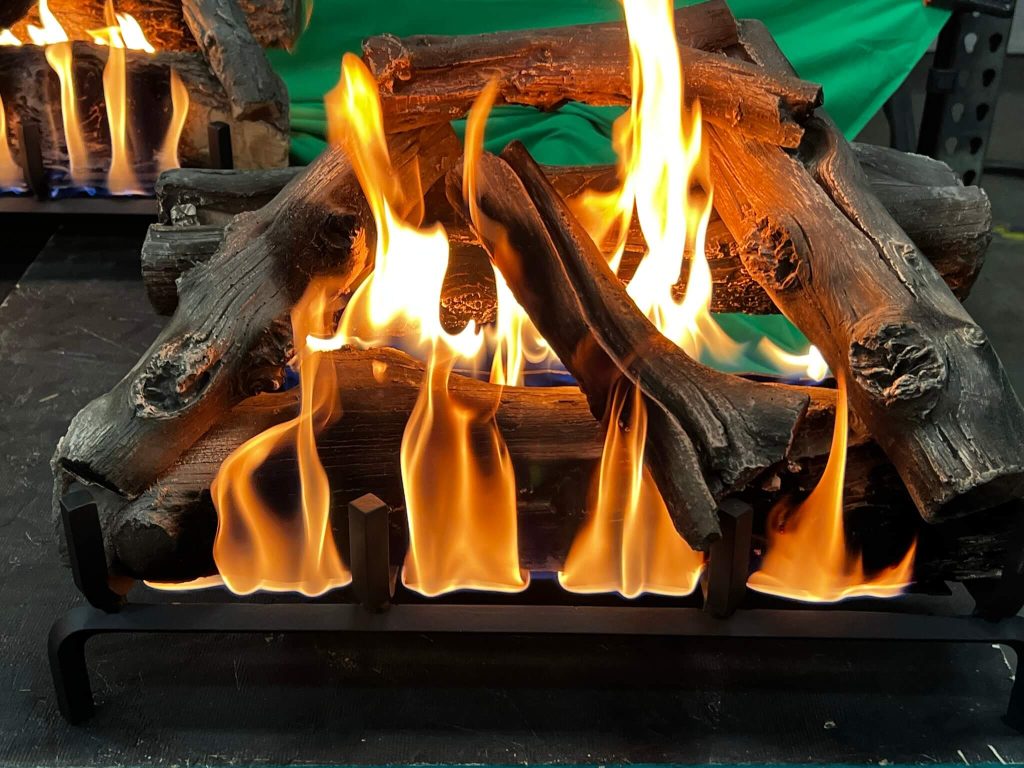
[709,20,1024,521]
[448,146,812,548]
[10,0,303,51]
[362,1,820,147]
[53,124,460,526]
[182,0,289,130]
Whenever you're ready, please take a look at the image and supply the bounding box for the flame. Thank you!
[0,95,23,189]
[269,54,520,597]
[90,2,138,194]
[26,0,67,45]
[401,346,528,596]
[461,80,559,386]
[559,379,705,597]
[0,29,23,45]
[157,69,188,173]
[747,377,917,603]
[755,339,830,382]
[28,2,89,186]
[208,278,351,596]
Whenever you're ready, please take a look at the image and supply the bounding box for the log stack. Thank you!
[0,0,295,176]
[52,0,1024,607]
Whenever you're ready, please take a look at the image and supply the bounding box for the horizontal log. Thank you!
[363,2,821,147]
[141,148,990,315]
[0,43,289,186]
[106,347,1006,586]
[10,0,303,51]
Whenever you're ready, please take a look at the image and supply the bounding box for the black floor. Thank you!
[4,59,1024,767]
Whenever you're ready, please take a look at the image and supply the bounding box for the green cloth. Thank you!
[267,0,950,375]
[269,0,949,164]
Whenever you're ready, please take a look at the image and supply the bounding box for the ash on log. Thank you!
[53,124,461,529]
[362,0,821,148]
[140,147,990,316]
[182,0,290,130]
[708,19,1024,521]
[10,0,304,51]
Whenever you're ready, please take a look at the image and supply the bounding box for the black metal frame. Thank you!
[885,0,1017,183]
[48,485,1024,728]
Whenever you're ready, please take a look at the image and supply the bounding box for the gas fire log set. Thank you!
[47,0,1024,723]
[0,0,295,197]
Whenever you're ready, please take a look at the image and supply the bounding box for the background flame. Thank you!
[0,95,23,189]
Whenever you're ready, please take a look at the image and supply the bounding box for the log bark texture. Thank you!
[182,0,289,130]
[709,20,1024,521]
[10,0,304,50]
[104,347,1004,587]
[450,146,811,548]
[0,44,289,184]
[141,148,990,316]
[362,1,821,147]
[53,124,460,524]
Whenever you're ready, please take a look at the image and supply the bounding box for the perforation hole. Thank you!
[976,103,990,121]
[970,137,983,154]
[983,68,996,87]
[951,103,965,122]
[946,137,959,153]
[963,169,977,185]
[964,32,978,53]
[990,33,1004,52]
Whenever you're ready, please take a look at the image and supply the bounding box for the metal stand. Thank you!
[48,486,1024,727]
[917,0,1017,184]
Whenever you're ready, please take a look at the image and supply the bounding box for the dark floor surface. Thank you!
[3,56,1024,768]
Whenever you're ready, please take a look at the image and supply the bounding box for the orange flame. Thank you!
[213,54,525,598]
[559,379,705,597]
[0,29,23,46]
[90,1,139,194]
[559,0,710,594]
[157,69,188,173]
[29,1,89,186]
[747,377,916,603]
[0,95,23,189]
[209,278,351,596]
[462,80,558,386]
[401,347,528,596]
[89,10,154,53]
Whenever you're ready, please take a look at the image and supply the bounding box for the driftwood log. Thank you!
[363,1,821,148]
[53,124,460,529]
[708,19,1024,522]
[182,0,289,130]
[0,43,289,181]
[9,0,304,51]
[107,347,1006,586]
[140,145,991,315]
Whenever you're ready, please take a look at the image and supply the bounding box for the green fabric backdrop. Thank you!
[266,0,950,372]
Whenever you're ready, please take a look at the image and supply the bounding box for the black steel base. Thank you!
[49,600,1024,725]
[50,485,1024,727]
